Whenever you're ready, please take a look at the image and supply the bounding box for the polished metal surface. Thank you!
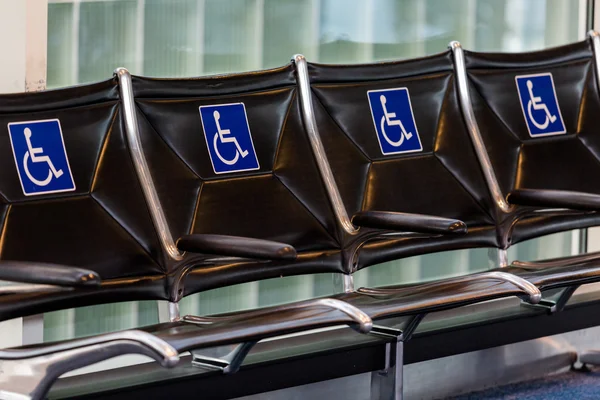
[292,55,358,236]
[114,68,183,261]
[184,297,373,334]
[333,273,355,293]
[191,341,258,374]
[357,271,542,304]
[498,248,509,268]
[588,31,600,93]
[168,301,181,322]
[448,41,512,214]
[0,330,179,400]
[0,330,178,362]
[370,335,404,400]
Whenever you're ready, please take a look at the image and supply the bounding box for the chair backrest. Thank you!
[131,64,343,296]
[304,52,497,270]
[0,79,167,319]
[459,35,600,247]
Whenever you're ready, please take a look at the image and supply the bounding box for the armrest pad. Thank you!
[507,189,600,211]
[352,211,467,235]
[0,261,101,287]
[177,234,297,260]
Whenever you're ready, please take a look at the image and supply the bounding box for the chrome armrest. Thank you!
[358,271,541,304]
[0,330,179,400]
[184,298,372,334]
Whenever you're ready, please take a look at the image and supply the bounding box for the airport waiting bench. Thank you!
[4,32,600,400]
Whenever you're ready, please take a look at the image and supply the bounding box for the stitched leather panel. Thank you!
[0,79,167,318]
[133,65,343,295]
[465,39,600,244]
[308,52,496,268]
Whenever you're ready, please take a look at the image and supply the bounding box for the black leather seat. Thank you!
[460,36,600,248]
[0,78,168,321]
[302,52,497,272]
[131,65,345,298]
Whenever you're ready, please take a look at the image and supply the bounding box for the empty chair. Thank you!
[449,31,600,313]
[293,52,496,278]
[0,74,374,399]
[452,33,600,252]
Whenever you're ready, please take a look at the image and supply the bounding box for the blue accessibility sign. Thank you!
[367,88,423,155]
[8,119,76,196]
[515,73,566,137]
[199,103,260,174]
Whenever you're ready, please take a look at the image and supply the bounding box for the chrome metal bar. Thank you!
[370,327,403,400]
[448,42,512,214]
[358,271,542,304]
[333,273,355,293]
[292,54,358,236]
[0,331,179,400]
[522,285,579,314]
[588,31,600,93]
[184,297,373,334]
[114,68,183,261]
[191,341,258,374]
[0,330,178,361]
[168,301,181,322]
[498,248,509,268]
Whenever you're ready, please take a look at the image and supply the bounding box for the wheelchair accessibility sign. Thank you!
[367,88,422,155]
[8,119,76,196]
[515,73,566,137]
[199,103,259,174]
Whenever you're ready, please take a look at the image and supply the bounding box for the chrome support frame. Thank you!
[168,301,181,322]
[448,41,512,215]
[333,273,355,293]
[191,342,257,374]
[114,68,183,262]
[0,330,179,400]
[292,55,359,237]
[369,315,425,400]
[488,248,509,268]
[358,271,542,305]
[521,285,579,314]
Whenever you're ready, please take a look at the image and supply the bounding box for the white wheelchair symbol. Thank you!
[212,110,249,166]
[23,127,64,187]
[526,80,557,130]
[379,94,413,147]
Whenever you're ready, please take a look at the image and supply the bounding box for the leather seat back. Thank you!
[0,79,167,318]
[307,52,497,268]
[464,39,600,244]
[132,65,344,294]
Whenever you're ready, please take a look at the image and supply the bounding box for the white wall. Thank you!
[0,0,48,348]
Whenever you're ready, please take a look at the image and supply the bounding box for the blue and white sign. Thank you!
[8,119,75,196]
[515,73,566,137]
[367,88,423,155]
[199,103,260,174]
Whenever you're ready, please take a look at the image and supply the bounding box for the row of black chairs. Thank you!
[2,31,600,400]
